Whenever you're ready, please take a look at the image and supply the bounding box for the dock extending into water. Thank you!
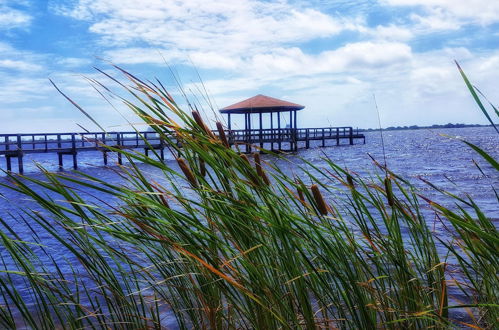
[0,127,365,173]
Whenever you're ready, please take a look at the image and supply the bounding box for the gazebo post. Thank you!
[228,113,231,130]
[270,112,274,151]
[259,112,263,149]
[289,110,293,151]
[244,113,247,153]
[247,113,251,153]
[277,112,281,150]
[294,110,298,151]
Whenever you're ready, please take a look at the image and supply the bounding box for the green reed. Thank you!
[0,64,496,329]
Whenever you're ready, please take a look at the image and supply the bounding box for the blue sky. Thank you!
[0,0,498,133]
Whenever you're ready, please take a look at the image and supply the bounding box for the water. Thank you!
[0,126,497,327]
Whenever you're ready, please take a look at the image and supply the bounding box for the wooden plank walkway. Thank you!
[0,127,365,173]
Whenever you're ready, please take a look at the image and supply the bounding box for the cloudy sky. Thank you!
[0,0,498,133]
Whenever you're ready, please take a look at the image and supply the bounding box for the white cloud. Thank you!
[0,59,42,71]
[0,77,52,103]
[409,7,461,31]
[56,57,93,68]
[367,25,414,41]
[0,4,32,29]
[383,0,499,26]
[103,48,182,65]
[179,41,412,104]
[245,42,412,78]
[55,0,355,57]
[0,42,45,72]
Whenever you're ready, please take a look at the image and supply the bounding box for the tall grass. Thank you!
[0,64,497,329]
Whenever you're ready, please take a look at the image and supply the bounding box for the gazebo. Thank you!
[220,94,305,152]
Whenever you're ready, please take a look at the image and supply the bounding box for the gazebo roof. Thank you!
[220,94,305,114]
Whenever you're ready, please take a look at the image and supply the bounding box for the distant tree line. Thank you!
[360,123,490,132]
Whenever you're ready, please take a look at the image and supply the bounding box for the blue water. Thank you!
[0,126,497,327]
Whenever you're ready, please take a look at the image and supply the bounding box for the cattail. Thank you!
[199,158,206,177]
[346,173,355,189]
[239,153,259,186]
[192,110,215,139]
[150,183,170,209]
[240,153,250,165]
[311,184,328,216]
[384,176,394,206]
[177,158,198,188]
[158,194,170,208]
[216,121,230,148]
[294,178,305,203]
[253,153,270,185]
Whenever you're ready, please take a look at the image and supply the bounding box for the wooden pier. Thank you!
[0,127,365,173]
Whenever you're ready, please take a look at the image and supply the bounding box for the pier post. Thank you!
[305,129,309,149]
[294,129,298,151]
[349,127,353,145]
[71,134,77,169]
[5,136,11,172]
[336,128,340,146]
[57,135,63,168]
[322,128,325,147]
[101,133,107,165]
[160,137,165,161]
[17,135,23,173]
[117,133,123,165]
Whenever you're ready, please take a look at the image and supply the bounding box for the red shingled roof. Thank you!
[220,94,304,114]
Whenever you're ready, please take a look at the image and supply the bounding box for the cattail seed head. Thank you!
[158,194,170,208]
[384,177,394,206]
[311,184,328,215]
[253,152,270,185]
[297,187,305,203]
[216,121,230,148]
[294,178,305,203]
[346,173,355,189]
[240,153,250,165]
[177,158,198,188]
[192,110,215,139]
[199,158,206,177]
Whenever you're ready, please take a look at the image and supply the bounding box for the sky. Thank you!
[0,0,498,133]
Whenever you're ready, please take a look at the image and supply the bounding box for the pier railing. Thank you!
[0,127,365,173]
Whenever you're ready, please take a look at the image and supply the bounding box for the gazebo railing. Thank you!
[225,127,360,143]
